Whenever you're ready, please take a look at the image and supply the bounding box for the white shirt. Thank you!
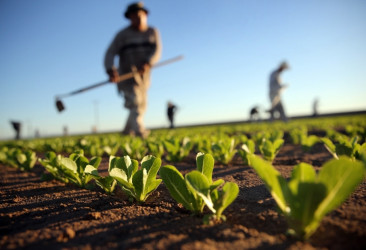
[269,69,287,107]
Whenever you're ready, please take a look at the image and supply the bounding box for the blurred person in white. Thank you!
[268,61,289,122]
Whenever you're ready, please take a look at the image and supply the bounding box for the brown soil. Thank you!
[1,142,365,249]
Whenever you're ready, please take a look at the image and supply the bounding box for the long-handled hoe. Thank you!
[55,55,183,112]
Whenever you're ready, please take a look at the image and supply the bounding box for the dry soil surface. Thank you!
[1,142,365,250]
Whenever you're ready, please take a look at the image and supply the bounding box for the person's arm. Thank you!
[148,28,162,66]
[104,33,121,82]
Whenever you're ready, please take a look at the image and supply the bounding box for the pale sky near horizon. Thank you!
[1,0,365,140]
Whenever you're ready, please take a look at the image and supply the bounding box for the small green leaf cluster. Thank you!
[289,127,319,151]
[109,155,162,202]
[163,137,193,162]
[146,139,165,158]
[77,138,105,157]
[252,130,284,146]
[322,136,366,160]
[39,150,101,188]
[103,141,120,156]
[121,137,148,160]
[258,138,284,162]
[211,137,237,164]
[238,139,256,165]
[83,162,117,195]
[160,153,239,221]
[247,154,365,239]
[0,147,37,171]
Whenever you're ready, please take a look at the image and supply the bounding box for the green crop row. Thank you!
[1,115,366,240]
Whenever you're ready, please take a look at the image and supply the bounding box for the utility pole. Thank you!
[93,100,99,133]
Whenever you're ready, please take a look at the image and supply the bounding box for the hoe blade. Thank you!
[56,99,65,112]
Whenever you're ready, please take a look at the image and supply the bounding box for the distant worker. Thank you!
[104,2,162,138]
[249,106,260,121]
[268,61,289,122]
[10,121,21,140]
[167,102,177,128]
[313,98,319,117]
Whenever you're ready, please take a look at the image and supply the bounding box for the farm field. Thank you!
[1,115,366,249]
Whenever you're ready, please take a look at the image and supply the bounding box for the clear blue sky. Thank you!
[1,0,365,139]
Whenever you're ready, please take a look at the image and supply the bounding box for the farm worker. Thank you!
[268,61,289,122]
[104,2,162,138]
[167,101,177,129]
[10,121,21,140]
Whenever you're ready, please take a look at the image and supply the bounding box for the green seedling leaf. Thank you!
[247,154,289,213]
[248,154,365,240]
[315,157,365,220]
[185,171,215,213]
[132,156,162,202]
[210,179,225,192]
[212,182,239,219]
[196,152,214,183]
[110,167,134,189]
[239,140,256,165]
[109,155,161,202]
[16,153,27,165]
[321,137,338,159]
[84,164,99,177]
[96,176,117,194]
[160,165,195,211]
[61,158,78,173]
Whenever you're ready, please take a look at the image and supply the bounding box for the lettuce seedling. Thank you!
[163,137,193,162]
[39,151,70,183]
[4,148,37,171]
[289,127,307,145]
[258,138,284,162]
[103,142,120,156]
[39,150,101,188]
[321,136,366,160]
[247,154,365,239]
[300,134,319,152]
[77,138,104,157]
[160,153,239,221]
[253,130,284,146]
[238,140,256,165]
[121,137,148,160]
[146,140,165,158]
[195,137,213,155]
[109,155,162,202]
[211,137,237,164]
[84,163,117,195]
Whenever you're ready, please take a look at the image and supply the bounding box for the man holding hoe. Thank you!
[104,2,162,138]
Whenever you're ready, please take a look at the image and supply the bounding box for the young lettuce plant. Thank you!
[300,134,319,152]
[247,154,365,240]
[146,139,165,158]
[109,155,162,202]
[211,137,237,164]
[321,136,366,160]
[4,148,37,171]
[160,153,239,221]
[163,137,193,162]
[39,150,101,188]
[39,151,70,183]
[258,138,284,162]
[84,162,117,195]
[103,142,120,156]
[121,137,148,161]
[238,139,256,165]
